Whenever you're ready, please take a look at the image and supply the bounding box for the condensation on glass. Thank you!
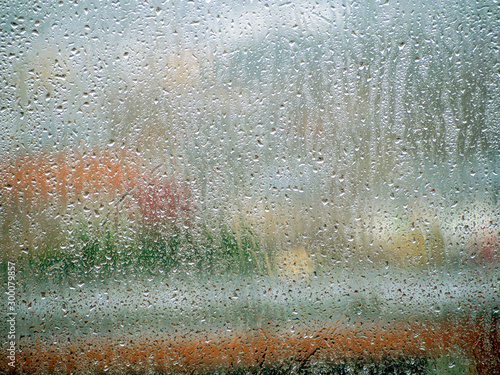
[0,0,498,374]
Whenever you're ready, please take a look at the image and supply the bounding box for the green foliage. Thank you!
[17,219,268,281]
[215,225,265,276]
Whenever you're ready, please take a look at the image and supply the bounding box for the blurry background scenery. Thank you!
[0,1,499,374]
[0,0,499,278]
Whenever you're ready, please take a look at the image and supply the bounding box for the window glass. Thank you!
[1,0,499,373]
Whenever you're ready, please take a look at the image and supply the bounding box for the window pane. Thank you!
[1,0,498,374]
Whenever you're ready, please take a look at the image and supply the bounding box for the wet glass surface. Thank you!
[0,0,499,373]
